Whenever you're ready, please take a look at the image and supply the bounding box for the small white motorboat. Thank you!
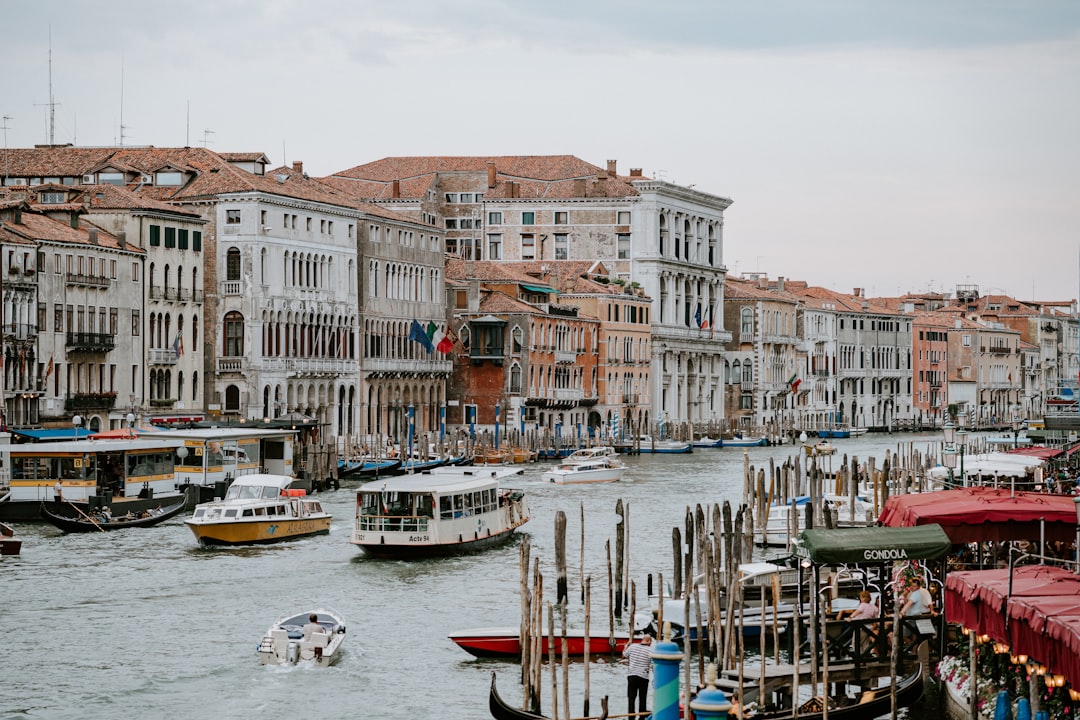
[542,457,625,484]
[257,608,347,667]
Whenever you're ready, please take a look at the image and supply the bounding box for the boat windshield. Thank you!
[224,484,275,501]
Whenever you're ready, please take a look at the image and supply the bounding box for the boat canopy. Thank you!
[795,524,952,565]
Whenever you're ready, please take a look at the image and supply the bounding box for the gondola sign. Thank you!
[795,524,952,565]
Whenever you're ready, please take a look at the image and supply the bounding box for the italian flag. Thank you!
[788,373,801,393]
[427,322,453,353]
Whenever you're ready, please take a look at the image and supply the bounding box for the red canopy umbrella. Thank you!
[878,486,1078,543]
[944,565,1080,639]
[1009,594,1080,685]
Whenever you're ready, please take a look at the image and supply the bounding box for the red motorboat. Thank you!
[449,626,634,658]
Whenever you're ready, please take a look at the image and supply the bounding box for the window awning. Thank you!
[521,284,557,294]
[470,315,506,324]
[795,524,952,565]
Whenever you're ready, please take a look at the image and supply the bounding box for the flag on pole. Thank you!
[426,321,453,353]
[44,356,55,382]
[174,332,184,357]
[409,319,434,351]
[694,305,703,328]
[788,373,801,393]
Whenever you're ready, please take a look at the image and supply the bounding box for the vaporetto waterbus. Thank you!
[0,428,298,522]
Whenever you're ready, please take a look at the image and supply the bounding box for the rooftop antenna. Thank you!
[118,55,126,146]
[34,27,60,146]
[1,115,11,183]
[202,129,215,147]
[186,101,190,146]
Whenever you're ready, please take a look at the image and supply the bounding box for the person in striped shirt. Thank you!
[622,633,652,715]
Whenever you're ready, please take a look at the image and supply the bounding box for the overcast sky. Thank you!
[3,1,1079,302]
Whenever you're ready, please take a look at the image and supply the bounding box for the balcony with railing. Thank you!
[555,350,577,364]
[149,285,163,300]
[66,332,115,352]
[221,280,243,296]
[2,323,38,340]
[983,345,1012,355]
[150,348,178,365]
[150,398,177,408]
[66,273,111,288]
[165,288,178,301]
[362,357,451,376]
[65,391,118,411]
[621,393,640,404]
[217,357,246,373]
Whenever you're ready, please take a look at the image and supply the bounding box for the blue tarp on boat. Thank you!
[10,428,91,442]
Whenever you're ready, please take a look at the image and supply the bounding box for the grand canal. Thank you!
[3,432,950,720]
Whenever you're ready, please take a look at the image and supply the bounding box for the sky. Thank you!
[2,1,1079,302]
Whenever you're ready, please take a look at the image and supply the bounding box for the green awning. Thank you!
[795,524,952,565]
[521,284,557,294]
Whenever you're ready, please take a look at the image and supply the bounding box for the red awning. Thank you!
[878,486,1078,543]
[944,565,1080,687]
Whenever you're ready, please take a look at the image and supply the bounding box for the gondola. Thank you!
[746,663,923,720]
[338,458,403,479]
[40,498,188,533]
[489,672,608,720]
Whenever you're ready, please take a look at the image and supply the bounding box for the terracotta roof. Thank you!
[78,184,202,216]
[328,155,645,201]
[477,289,546,315]
[0,211,142,253]
[1,146,118,177]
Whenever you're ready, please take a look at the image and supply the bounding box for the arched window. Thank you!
[226,248,241,282]
[225,384,241,412]
[510,363,522,394]
[224,312,244,356]
[740,307,754,337]
[192,371,199,402]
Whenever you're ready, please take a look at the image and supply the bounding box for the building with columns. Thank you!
[327,156,731,427]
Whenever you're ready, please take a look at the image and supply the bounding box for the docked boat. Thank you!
[490,671,609,720]
[635,436,693,454]
[338,457,403,479]
[256,608,347,667]
[509,447,537,464]
[541,456,624,484]
[761,494,876,547]
[184,474,332,546]
[41,498,187,533]
[350,466,529,558]
[723,434,768,447]
[449,626,632,658]
[692,436,724,448]
[0,521,21,556]
[740,663,923,719]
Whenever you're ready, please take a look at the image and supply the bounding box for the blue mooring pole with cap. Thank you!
[651,623,684,720]
[690,665,733,719]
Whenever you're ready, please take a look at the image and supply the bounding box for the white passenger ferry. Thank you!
[350,466,529,558]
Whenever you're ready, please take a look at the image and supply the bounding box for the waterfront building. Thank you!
[327,156,731,427]
[721,275,801,433]
[72,183,207,426]
[444,259,602,440]
[786,281,840,432]
[0,195,144,432]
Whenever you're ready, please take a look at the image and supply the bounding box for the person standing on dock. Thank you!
[623,633,652,716]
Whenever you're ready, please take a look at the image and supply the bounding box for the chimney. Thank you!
[758,277,767,289]
[487,161,496,188]
[853,288,862,297]
[629,168,643,177]
[573,178,586,197]
[607,159,617,177]
[116,231,126,250]
[509,181,518,199]
[88,228,99,245]
[292,160,303,175]
[392,179,400,199]
[777,276,785,292]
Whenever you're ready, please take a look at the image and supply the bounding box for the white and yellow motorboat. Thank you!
[185,474,331,546]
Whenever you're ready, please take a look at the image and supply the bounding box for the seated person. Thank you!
[302,613,324,641]
[837,590,878,621]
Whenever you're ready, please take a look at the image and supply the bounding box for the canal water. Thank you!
[3,432,951,720]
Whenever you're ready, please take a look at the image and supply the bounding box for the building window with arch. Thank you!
[510,363,522,394]
[225,384,241,412]
[226,248,241,282]
[740,307,754,338]
[224,312,244,356]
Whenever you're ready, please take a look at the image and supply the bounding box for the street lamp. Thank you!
[942,419,957,487]
[1011,406,1022,449]
[72,414,83,440]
